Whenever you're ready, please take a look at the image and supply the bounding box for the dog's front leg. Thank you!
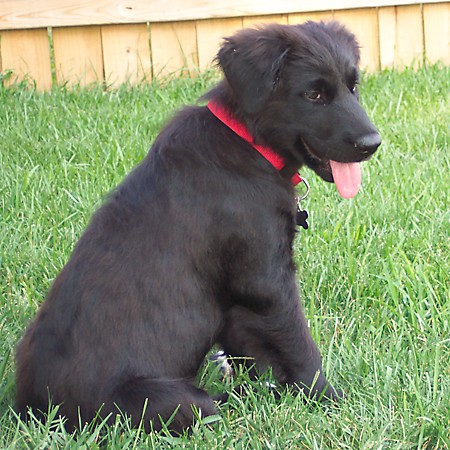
[217,276,342,401]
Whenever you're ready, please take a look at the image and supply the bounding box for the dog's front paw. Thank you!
[297,371,343,403]
[318,384,344,402]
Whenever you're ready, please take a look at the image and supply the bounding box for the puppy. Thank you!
[16,21,381,433]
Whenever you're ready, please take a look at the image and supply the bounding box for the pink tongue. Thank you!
[329,160,361,199]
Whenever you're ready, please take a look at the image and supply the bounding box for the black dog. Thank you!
[16,21,380,433]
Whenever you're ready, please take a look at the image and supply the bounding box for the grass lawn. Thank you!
[0,64,449,449]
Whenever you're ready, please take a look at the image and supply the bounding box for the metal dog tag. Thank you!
[295,177,310,230]
[296,207,309,229]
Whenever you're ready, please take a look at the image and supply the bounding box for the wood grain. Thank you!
[53,26,103,86]
[150,21,198,77]
[423,3,450,64]
[378,6,397,69]
[0,29,52,89]
[102,23,151,86]
[395,4,424,69]
[243,14,288,28]
[288,12,334,24]
[196,18,243,70]
[334,8,380,71]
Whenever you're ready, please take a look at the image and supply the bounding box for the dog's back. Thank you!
[16,107,226,428]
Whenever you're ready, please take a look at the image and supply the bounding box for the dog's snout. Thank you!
[354,132,381,155]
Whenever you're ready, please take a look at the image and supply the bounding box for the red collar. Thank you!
[207,100,302,186]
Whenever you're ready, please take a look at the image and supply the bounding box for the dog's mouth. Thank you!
[300,137,362,199]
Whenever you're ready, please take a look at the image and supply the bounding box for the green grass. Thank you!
[1,64,449,449]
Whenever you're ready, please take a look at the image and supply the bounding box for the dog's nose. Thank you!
[354,132,381,155]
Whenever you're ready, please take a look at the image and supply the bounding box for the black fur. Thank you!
[16,21,380,433]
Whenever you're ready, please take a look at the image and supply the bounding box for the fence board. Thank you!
[378,6,397,68]
[423,3,450,64]
[243,14,288,27]
[150,21,198,77]
[334,8,380,71]
[0,29,52,89]
[288,11,334,24]
[101,24,151,86]
[395,4,424,68]
[196,18,243,70]
[53,26,103,86]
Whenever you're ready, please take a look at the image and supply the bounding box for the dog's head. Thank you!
[215,21,381,198]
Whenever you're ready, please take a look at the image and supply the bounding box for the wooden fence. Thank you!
[0,1,449,90]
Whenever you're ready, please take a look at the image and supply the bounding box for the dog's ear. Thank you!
[217,27,290,114]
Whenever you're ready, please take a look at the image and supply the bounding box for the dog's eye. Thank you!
[305,90,322,101]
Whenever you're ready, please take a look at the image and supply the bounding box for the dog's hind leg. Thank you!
[106,377,218,434]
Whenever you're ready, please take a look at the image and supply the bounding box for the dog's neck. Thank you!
[207,100,302,186]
